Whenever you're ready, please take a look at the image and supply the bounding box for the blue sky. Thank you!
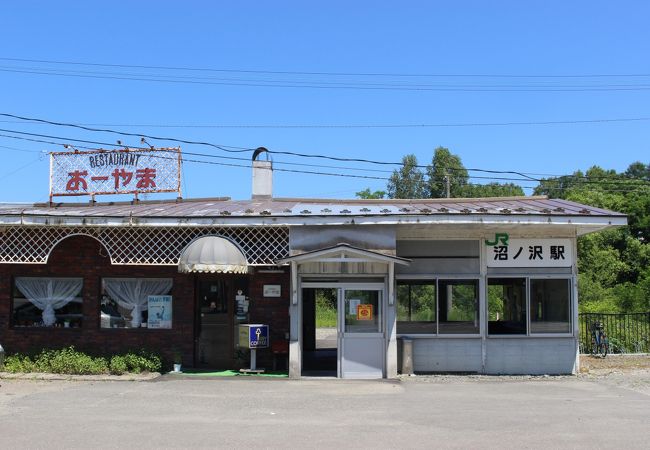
[1,1,649,202]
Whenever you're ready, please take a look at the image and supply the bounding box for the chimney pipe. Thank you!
[252,147,272,199]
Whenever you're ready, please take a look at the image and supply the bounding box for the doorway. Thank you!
[301,283,385,378]
[195,276,246,369]
[302,288,338,376]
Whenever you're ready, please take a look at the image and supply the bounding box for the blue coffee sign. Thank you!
[250,325,269,348]
[238,324,269,348]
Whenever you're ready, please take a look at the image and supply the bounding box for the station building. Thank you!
[0,160,626,378]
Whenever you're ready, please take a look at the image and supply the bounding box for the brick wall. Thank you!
[0,234,290,370]
[247,270,291,369]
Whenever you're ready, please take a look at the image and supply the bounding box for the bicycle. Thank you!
[590,321,608,357]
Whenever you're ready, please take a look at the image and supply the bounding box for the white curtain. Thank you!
[15,277,83,326]
[104,278,173,327]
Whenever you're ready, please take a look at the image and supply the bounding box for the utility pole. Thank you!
[445,172,451,198]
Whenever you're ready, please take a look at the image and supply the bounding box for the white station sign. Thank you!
[485,234,573,268]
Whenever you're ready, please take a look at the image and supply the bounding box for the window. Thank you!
[487,277,572,335]
[438,280,479,334]
[397,279,479,335]
[344,290,381,333]
[100,278,173,329]
[397,282,436,334]
[12,277,83,328]
[530,279,571,333]
[488,278,526,335]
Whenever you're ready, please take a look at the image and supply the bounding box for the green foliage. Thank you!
[2,347,162,375]
[3,354,37,373]
[315,292,337,327]
[535,161,650,313]
[387,154,427,199]
[426,146,468,198]
[122,350,162,373]
[109,355,128,375]
[462,182,525,198]
[355,188,386,199]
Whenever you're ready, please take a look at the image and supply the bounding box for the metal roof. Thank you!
[0,196,626,219]
[0,196,626,233]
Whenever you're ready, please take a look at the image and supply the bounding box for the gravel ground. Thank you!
[399,354,650,396]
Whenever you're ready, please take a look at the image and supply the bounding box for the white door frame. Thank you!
[301,281,386,378]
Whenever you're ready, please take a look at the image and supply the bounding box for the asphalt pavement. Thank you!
[0,374,648,449]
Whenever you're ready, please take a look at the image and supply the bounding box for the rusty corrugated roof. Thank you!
[0,195,625,218]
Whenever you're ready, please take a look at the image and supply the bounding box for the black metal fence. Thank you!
[579,312,650,354]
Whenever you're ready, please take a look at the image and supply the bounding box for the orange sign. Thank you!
[356,304,374,321]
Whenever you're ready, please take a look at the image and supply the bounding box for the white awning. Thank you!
[178,236,249,274]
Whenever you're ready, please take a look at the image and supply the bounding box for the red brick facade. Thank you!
[0,234,290,369]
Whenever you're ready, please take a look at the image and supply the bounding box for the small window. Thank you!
[438,279,479,334]
[13,277,83,328]
[343,290,381,333]
[101,278,173,329]
[488,278,527,335]
[530,279,571,333]
[397,282,436,334]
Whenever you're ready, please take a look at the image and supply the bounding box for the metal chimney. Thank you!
[252,147,273,199]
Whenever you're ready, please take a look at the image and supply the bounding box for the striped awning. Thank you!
[178,236,249,274]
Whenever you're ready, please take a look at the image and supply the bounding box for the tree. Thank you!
[537,161,650,312]
[355,188,386,199]
[463,182,525,198]
[426,147,468,198]
[387,154,426,199]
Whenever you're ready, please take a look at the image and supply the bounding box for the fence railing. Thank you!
[579,312,650,354]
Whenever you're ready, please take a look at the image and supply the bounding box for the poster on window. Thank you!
[148,295,172,329]
[485,234,573,268]
[357,304,374,321]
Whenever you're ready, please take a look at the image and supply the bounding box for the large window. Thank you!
[397,279,479,335]
[487,277,571,335]
[397,282,436,334]
[530,279,571,333]
[12,277,83,328]
[100,278,173,329]
[438,280,479,334]
[488,278,526,335]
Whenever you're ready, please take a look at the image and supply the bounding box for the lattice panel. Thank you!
[0,226,289,265]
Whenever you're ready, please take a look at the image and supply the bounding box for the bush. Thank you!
[109,355,128,375]
[123,350,162,373]
[2,347,162,375]
[3,354,37,373]
[35,347,108,375]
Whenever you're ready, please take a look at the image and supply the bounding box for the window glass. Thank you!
[344,290,380,333]
[530,279,571,333]
[12,277,83,328]
[488,278,527,335]
[438,280,479,334]
[100,278,173,329]
[397,282,436,334]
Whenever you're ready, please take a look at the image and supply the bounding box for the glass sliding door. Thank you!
[339,285,385,379]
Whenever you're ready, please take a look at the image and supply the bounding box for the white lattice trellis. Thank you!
[0,226,289,265]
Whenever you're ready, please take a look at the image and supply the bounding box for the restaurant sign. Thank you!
[49,147,181,199]
[485,233,573,268]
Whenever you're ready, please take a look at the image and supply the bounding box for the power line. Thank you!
[4,64,650,90]
[1,114,648,185]
[2,56,650,78]
[0,133,646,194]
[2,116,650,129]
[5,66,650,92]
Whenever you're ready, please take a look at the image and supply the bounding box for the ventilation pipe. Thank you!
[252,147,273,199]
